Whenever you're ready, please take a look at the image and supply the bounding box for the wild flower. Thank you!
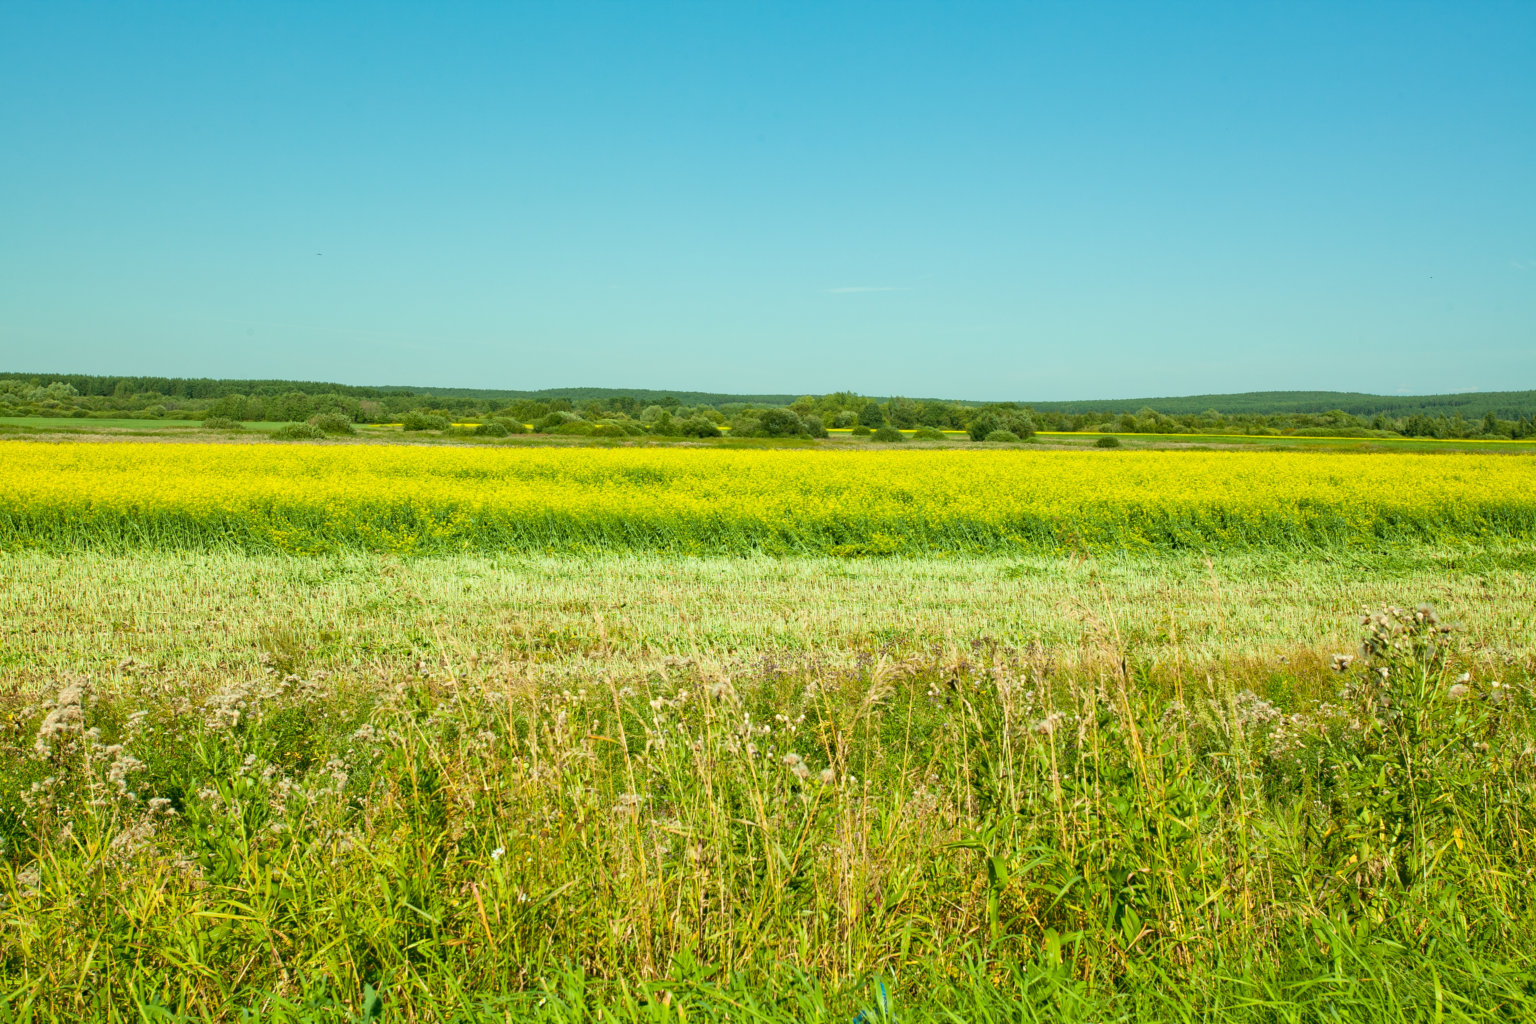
[109,821,155,858]
[1032,712,1067,736]
[107,752,146,798]
[326,757,350,791]
[33,681,87,759]
[204,683,253,732]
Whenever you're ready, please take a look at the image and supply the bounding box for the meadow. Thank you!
[2,437,1535,1022]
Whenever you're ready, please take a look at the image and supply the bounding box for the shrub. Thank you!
[679,416,721,438]
[590,423,627,438]
[549,420,595,436]
[1095,435,1122,448]
[801,414,828,439]
[757,408,810,438]
[727,415,761,437]
[912,426,947,441]
[473,420,511,437]
[969,410,1036,441]
[401,412,450,432]
[535,411,582,432]
[202,416,244,431]
[967,411,1001,441]
[271,422,325,440]
[308,413,356,436]
[870,426,906,443]
[850,424,873,437]
[984,429,1021,443]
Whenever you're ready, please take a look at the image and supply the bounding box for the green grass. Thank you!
[1036,431,1536,452]
[2,599,1533,1021]
[0,417,294,433]
[6,415,1533,453]
[3,545,1534,687]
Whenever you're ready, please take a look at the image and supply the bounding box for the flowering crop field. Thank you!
[1,439,1534,555]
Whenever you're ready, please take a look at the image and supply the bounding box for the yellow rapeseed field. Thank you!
[1,440,1532,554]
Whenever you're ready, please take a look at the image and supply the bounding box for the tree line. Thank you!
[3,375,1534,440]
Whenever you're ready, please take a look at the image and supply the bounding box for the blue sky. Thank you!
[1,2,1532,400]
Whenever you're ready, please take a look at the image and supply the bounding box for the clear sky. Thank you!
[1,2,1532,400]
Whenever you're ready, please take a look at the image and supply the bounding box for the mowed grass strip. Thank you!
[4,546,1535,686]
[3,439,1535,555]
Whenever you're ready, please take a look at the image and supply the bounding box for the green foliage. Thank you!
[983,429,1021,443]
[870,425,906,442]
[307,413,356,435]
[857,401,886,428]
[201,416,244,431]
[731,408,812,438]
[911,426,947,441]
[757,408,810,437]
[678,416,721,438]
[970,409,1036,441]
[647,411,682,436]
[473,420,511,437]
[271,422,326,440]
[401,412,450,431]
[850,424,873,436]
[1094,435,1122,448]
[534,411,578,431]
[968,411,1001,441]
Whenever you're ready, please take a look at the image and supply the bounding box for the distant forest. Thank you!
[3,372,1535,440]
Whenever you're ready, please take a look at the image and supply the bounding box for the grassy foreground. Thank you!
[2,603,1533,1021]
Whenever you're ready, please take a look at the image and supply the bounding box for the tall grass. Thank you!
[2,606,1533,1021]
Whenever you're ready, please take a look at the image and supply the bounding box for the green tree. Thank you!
[858,402,886,428]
